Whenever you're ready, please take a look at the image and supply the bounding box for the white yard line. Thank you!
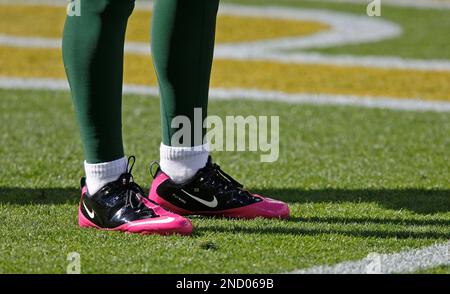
[1,77,450,113]
[288,242,449,274]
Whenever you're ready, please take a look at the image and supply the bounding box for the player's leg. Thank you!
[63,0,192,235]
[151,0,218,183]
[149,0,289,219]
[63,0,131,166]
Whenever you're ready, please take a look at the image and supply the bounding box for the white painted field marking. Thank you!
[1,77,450,113]
[1,3,449,71]
[217,5,401,49]
[1,33,449,71]
[288,242,449,274]
[0,3,449,110]
[1,4,402,51]
[228,52,450,72]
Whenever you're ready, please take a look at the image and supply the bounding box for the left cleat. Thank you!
[78,156,193,235]
[148,157,290,219]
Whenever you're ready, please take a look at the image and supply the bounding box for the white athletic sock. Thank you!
[159,143,209,183]
[84,157,127,195]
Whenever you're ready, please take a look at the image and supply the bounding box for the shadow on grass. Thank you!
[290,216,450,227]
[195,224,449,239]
[0,187,448,214]
[0,187,448,239]
[0,188,80,205]
[253,188,450,214]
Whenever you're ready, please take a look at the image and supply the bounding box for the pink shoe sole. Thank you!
[78,205,193,236]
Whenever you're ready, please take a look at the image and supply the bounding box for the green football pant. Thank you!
[63,0,219,163]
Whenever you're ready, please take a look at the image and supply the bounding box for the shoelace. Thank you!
[202,162,253,199]
[211,163,243,188]
[120,156,147,210]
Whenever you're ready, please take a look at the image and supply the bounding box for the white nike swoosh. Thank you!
[181,189,218,208]
[127,217,176,227]
[82,201,95,219]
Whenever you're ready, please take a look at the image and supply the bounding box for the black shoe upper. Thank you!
[153,157,262,211]
[80,157,158,228]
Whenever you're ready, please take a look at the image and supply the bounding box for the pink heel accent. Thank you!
[78,207,99,228]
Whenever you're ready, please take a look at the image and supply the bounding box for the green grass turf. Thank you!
[0,89,449,273]
[412,265,450,274]
[222,0,450,60]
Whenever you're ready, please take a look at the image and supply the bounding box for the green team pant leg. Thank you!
[151,0,220,146]
[62,0,135,163]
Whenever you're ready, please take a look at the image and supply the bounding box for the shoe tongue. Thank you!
[204,157,215,171]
